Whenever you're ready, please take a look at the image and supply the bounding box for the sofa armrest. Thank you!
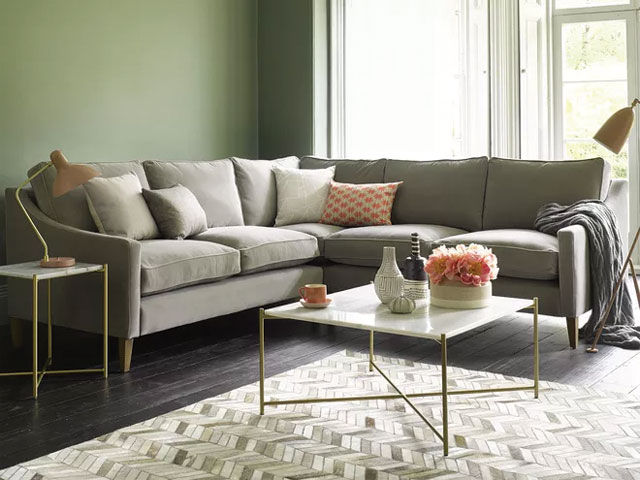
[5,187,142,338]
[558,225,590,317]
[605,178,629,252]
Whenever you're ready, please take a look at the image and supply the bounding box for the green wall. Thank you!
[0,0,259,267]
[258,0,314,158]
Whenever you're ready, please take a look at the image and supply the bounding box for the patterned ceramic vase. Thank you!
[404,232,429,300]
[374,246,405,304]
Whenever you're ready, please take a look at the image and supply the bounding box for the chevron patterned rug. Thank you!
[2,350,640,480]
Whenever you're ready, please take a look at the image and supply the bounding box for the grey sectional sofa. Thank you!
[5,155,627,371]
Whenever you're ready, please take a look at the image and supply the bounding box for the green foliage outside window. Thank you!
[564,22,625,71]
[562,21,628,178]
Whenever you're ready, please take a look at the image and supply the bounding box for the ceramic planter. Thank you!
[430,278,492,309]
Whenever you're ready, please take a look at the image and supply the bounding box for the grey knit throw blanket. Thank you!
[535,200,640,349]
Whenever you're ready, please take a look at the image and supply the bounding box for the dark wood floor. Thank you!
[1,301,639,469]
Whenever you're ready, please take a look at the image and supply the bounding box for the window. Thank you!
[552,0,639,257]
[553,0,639,180]
[330,0,489,159]
[555,16,631,177]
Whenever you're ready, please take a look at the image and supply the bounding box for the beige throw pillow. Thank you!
[84,172,159,240]
[273,166,336,226]
[142,185,208,240]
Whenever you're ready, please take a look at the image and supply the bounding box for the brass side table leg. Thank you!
[369,331,374,372]
[47,279,52,363]
[441,333,448,456]
[259,308,265,415]
[533,297,539,399]
[103,264,109,378]
[32,275,38,399]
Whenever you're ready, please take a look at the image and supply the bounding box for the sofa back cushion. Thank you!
[29,160,149,231]
[384,157,489,231]
[143,159,244,227]
[232,156,299,226]
[483,157,611,230]
[300,156,386,183]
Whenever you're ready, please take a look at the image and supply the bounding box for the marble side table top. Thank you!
[0,261,103,280]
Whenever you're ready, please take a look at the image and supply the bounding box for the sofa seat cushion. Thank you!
[324,224,467,267]
[140,240,241,295]
[193,226,319,273]
[434,229,559,280]
[278,223,344,255]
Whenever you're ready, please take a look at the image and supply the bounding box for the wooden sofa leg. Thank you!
[9,318,24,349]
[119,338,134,372]
[566,317,579,349]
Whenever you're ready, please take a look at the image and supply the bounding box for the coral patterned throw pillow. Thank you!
[320,181,402,227]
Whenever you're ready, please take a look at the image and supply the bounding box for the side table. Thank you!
[0,261,108,398]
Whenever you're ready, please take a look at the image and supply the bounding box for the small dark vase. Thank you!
[405,233,427,280]
[404,233,429,300]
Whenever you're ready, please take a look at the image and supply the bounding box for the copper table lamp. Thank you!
[15,150,100,268]
[588,98,639,352]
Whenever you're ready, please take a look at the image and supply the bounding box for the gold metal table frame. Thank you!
[258,297,539,456]
[0,264,109,399]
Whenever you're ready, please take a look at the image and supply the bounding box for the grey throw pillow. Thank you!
[84,172,159,240]
[142,185,208,239]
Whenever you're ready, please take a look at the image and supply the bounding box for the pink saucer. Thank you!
[300,298,333,309]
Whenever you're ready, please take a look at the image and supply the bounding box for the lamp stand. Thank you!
[16,162,76,268]
[587,226,640,352]
[40,257,76,268]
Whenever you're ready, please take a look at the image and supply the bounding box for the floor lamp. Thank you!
[587,98,639,353]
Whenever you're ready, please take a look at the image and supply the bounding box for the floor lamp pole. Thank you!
[587,225,640,352]
[588,98,639,353]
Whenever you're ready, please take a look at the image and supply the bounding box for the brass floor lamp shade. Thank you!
[16,150,100,268]
[588,98,639,352]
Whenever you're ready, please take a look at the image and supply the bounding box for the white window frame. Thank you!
[520,0,551,160]
[551,3,639,252]
[328,0,346,158]
[553,0,638,16]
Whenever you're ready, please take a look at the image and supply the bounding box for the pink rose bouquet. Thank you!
[425,244,498,286]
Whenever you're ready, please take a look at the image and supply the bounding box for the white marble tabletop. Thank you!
[0,261,103,280]
[265,284,533,340]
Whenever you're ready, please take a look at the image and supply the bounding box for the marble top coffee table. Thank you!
[259,283,539,456]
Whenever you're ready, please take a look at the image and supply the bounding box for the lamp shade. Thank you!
[50,150,100,197]
[593,99,639,154]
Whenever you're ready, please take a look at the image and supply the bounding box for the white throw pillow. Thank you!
[273,166,336,226]
[84,172,159,240]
